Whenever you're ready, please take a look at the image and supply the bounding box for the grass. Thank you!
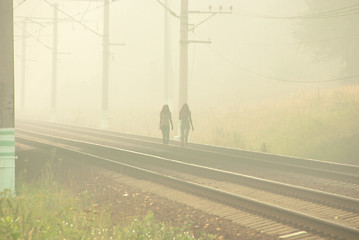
[191,85,359,165]
[0,182,113,239]
[0,162,215,240]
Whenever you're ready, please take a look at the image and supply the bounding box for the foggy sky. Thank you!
[13,0,352,123]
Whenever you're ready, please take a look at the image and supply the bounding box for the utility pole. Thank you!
[16,14,66,120]
[21,19,27,110]
[43,0,122,128]
[176,1,231,138]
[178,2,231,110]
[0,0,15,193]
[164,0,174,108]
[178,0,189,110]
[51,3,58,122]
[100,0,110,129]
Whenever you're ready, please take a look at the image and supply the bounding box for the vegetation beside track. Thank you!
[192,85,359,165]
[0,160,214,240]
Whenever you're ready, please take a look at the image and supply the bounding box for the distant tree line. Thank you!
[294,0,359,85]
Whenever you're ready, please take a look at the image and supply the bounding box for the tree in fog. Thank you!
[294,0,359,84]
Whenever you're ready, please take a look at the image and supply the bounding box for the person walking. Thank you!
[159,104,173,144]
[179,103,194,147]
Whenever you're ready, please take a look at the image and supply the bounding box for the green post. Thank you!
[0,129,15,193]
[0,0,15,193]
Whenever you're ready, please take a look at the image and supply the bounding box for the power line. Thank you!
[155,0,179,19]
[28,0,42,17]
[79,1,93,22]
[14,0,26,9]
[235,3,359,20]
[14,22,52,50]
[72,0,116,18]
[233,31,359,47]
[43,0,102,37]
[73,4,105,16]
[301,3,359,18]
[13,25,49,42]
[207,46,359,83]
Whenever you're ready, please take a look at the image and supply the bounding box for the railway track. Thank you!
[15,120,359,239]
[17,120,359,197]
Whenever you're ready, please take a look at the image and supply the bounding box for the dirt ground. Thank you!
[64,163,278,240]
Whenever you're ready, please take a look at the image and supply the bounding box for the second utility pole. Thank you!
[101,0,110,129]
[21,19,27,110]
[164,0,174,108]
[179,0,188,110]
[51,3,58,121]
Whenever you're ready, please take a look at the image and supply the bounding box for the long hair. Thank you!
[179,104,190,118]
[161,104,170,114]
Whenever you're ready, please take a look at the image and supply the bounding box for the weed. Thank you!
[0,160,212,239]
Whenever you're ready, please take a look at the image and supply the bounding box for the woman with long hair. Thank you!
[179,103,194,146]
[159,104,173,144]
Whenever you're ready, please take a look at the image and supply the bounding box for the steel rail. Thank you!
[15,128,359,212]
[15,130,359,239]
[16,119,359,183]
